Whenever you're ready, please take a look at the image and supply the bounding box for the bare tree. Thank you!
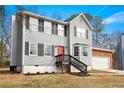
[91,16,104,46]
[0,5,10,67]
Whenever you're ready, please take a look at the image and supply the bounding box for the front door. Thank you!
[57,46,64,62]
[58,46,64,55]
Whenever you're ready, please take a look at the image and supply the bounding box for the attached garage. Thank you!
[92,47,113,70]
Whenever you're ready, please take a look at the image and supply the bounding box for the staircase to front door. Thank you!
[55,54,87,74]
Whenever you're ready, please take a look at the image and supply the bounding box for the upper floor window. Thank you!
[29,17,38,32]
[74,26,88,39]
[58,24,64,36]
[44,21,52,34]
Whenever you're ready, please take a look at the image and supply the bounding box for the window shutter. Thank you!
[41,20,44,32]
[52,23,54,34]
[74,26,77,36]
[55,24,58,35]
[25,42,29,55]
[39,20,44,32]
[51,45,54,57]
[38,43,44,56]
[64,26,67,36]
[26,16,29,29]
[86,29,88,39]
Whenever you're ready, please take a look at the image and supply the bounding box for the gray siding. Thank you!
[24,28,67,66]
[69,16,92,65]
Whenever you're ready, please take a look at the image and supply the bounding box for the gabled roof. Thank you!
[65,13,94,30]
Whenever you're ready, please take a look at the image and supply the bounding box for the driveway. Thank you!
[93,69,124,75]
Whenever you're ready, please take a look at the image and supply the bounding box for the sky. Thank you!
[5,5,124,34]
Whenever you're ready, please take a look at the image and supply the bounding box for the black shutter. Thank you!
[39,20,44,32]
[52,23,54,34]
[55,24,58,35]
[64,26,67,36]
[74,26,77,36]
[38,43,44,56]
[25,42,29,55]
[86,29,88,39]
[38,20,41,32]
[42,20,44,32]
[26,16,29,29]
[51,45,54,57]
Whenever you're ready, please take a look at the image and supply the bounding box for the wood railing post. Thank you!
[61,54,64,74]
[69,55,71,73]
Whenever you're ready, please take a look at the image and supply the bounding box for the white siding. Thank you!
[23,66,62,74]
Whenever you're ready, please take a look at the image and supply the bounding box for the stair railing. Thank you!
[55,54,87,74]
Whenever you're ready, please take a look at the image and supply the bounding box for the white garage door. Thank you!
[92,56,110,69]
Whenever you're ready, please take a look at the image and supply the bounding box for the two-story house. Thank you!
[10,10,94,74]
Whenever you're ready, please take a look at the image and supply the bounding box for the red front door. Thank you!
[58,46,64,55]
[57,46,64,62]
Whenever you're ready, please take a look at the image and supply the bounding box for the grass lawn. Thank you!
[0,69,124,88]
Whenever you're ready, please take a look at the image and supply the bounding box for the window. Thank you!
[29,17,38,32]
[74,46,79,56]
[44,21,52,34]
[75,27,87,39]
[44,45,52,56]
[25,42,29,55]
[58,24,64,36]
[77,27,86,38]
[30,43,37,55]
[82,47,88,56]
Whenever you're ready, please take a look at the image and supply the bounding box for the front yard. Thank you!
[0,69,124,88]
